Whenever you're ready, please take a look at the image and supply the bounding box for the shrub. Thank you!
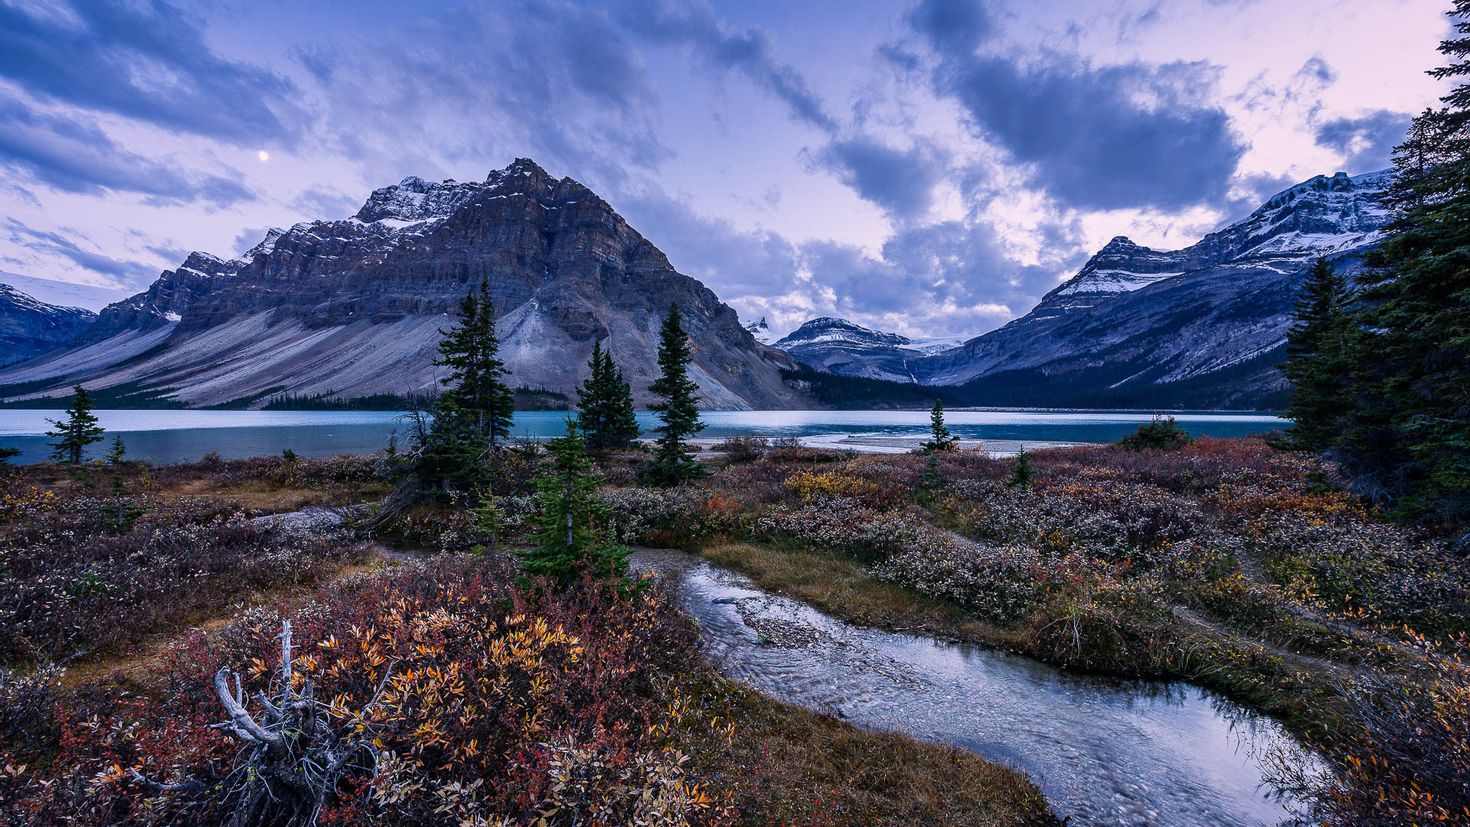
[7,558,738,825]
[1118,416,1194,451]
[710,436,769,463]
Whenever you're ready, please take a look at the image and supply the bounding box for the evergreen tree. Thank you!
[520,418,627,585]
[434,279,515,448]
[578,342,642,452]
[922,399,957,452]
[1340,3,1470,524]
[46,385,104,464]
[601,348,642,450]
[1006,448,1033,489]
[639,305,706,485]
[576,340,610,448]
[1281,257,1355,452]
[418,280,516,491]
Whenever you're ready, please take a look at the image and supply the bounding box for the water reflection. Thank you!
[634,550,1306,826]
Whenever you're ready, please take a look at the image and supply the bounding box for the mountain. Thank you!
[773,317,962,383]
[0,271,131,312]
[771,170,1391,409]
[743,317,776,344]
[925,170,1391,408]
[0,284,96,367]
[0,159,805,409]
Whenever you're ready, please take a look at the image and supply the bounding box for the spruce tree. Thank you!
[419,280,516,491]
[640,305,706,485]
[1006,448,1033,489]
[521,418,627,585]
[578,342,641,451]
[576,340,610,449]
[46,385,104,464]
[1340,2,1470,523]
[922,399,957,452]
[1281,257,1354,452]
[601,347,641,449]
[434,279,515,448]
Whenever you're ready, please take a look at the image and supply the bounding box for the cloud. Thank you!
[3,219,158,284]
[619,188,1085,339]
[1315,110,1411,173]
[809,137,949,221]
[0,0,303,146]
[618,0,837,132]
[907,0,992,59]
[941,54,1245,211]
[307,1,669,191]
[905,1,1245,212]
[292,185,361,221]
[0,95,254,206]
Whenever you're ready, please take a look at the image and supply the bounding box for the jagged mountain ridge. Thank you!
[771,170,1391,408]
[0,284,96,367]
[773,317,961,383]
[0,159,805,409]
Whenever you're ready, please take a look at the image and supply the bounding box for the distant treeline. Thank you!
[261,386,571,411]
[780,366,966,409]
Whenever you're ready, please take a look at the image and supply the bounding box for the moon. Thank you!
[257,150,270,162]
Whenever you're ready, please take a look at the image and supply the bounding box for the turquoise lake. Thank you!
[0,409,1287,465]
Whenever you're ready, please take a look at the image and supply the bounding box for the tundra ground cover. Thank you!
[0,456,1050,826]
[594,437,1470,825]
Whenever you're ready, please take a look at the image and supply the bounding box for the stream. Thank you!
[633,549,1311,826]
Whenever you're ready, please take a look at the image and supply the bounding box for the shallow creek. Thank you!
[632,549,1309,826]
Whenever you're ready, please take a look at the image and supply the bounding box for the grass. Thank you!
[689,675,1054,826]
[700,541,1026,649]
[695,540,1357,740]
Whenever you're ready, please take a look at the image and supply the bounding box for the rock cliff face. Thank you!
[0,284,95,367]
[0,159,805,409]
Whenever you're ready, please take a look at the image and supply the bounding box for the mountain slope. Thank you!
[922,171,1390,408]
[0,159,805,409]
[0,271,131,312]
[768,170,1390,409]
[0,284,96,367]
[774,317,961,383]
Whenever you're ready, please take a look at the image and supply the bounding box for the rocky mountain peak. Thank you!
[353,175,483,225]
[5,157,804,410]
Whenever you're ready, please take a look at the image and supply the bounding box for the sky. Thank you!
[0,0,1452,336]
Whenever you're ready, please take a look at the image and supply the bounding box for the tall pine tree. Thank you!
[601,347,641,449]
[1340,2,1470,525]
[639,305,706,486]
[417,279,515,491]
[577,342,641,452]
[577,340,610,448]
[435,279,515,446]
[1281,257,1354,452]
[47,385,104,464]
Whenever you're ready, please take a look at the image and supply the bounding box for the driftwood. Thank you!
[132,620,390,826]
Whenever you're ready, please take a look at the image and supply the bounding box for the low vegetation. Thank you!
[0,450,1052,825]
[592,434,1470,824]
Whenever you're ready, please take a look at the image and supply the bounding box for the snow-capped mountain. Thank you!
[921,170,1393,407]
[743,317,776,344]
[0,283,96,366]
[0,271,131,312]
[769,170,1392,407]
[0,159,805,409]
[773,317,964,383]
